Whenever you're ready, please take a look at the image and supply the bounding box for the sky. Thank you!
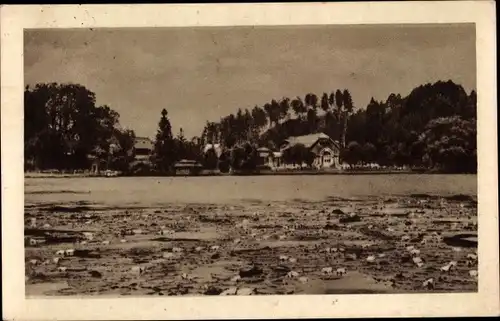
[24,24,476,139]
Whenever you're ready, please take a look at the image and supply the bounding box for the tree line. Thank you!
[23,82,203,175]
[344,81,476,172]
[199,80,477,173]
[25,80,477,174]
[152,108,260,174]
[200,89,354,150]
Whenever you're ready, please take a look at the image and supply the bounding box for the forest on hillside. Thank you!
[200,80,477,173]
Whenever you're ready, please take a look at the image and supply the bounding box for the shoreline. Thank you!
[24,170,476,179]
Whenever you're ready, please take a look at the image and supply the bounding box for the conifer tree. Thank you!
[153,108,176,173]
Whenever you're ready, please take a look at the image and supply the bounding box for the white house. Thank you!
[133,137,153,161]
[280,132,341,169]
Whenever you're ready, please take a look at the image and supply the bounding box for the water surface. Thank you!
[25,174,477,207]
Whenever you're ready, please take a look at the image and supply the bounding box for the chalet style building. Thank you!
[256,132,340,169]
[280,132,340,168]
[201,132,340,171]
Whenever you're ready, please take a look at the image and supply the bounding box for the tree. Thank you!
[321,93,330,112]
[418,116,476,173]
[342,141,363,166]
[203,147,219,170]
[282,146,297,167]
[323,110,337,140]
[291,97,306,119]
[335,90,344,118]
[153,108,176,173]
[305,93,318,110]
[264,103,273,127]
[24,83,125,171]
[345,109,366,146]
[220,114,237,148]
[174,127,188,160]
[306,108,318,133]
[341,89,354,149]
[464,90,477,120]
[303,148,316,168]
[251,106,267,129]
[279,98,291,121]
[218,150,231,173]
[184,137,203,161]
[201,121,220,146]
[108,129,136,172]
[198,80,477,173]
[333,89,344,143]
[230,142,258,172]
[235,109,245,143]
[242,143,259,171]
[249,106,267,141]
[361,142,377,164]
[242,109,253,141]
[270,99,281,125]
[365,98,384,146]
[328,92,335,108]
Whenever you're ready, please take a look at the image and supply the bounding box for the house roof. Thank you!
[203,144,222,157]
[283,132,333,149]
[204,143,220,151]
[176,159,199,164]
[174,159,203,168]
[135,137,153,150]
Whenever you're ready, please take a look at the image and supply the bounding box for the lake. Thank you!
[25,173,479,295]
[25,174,477,207]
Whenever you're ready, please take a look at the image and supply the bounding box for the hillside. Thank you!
[201,80,477,173]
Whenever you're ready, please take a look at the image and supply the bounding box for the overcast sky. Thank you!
[24,24,476,139]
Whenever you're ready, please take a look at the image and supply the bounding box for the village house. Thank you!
[134,137,153,161]
[256,147,282,169]
[279,132,341,169]
[89,155,105,175]
[203,143,223,158]
[125,136,154,175]
[174,159,203,176]
[256,147,272,167]
[89,137,153,175]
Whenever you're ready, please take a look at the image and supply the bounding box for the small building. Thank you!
[280,132,340,168]
[272,151,283,168]
[203,143,223,158]
[174,159,203,176]
[134,137,153,161]
[255,147,283,169]
[256,147,272,167]
[88,155,107,175]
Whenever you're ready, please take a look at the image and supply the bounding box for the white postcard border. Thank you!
[1,2,498,319]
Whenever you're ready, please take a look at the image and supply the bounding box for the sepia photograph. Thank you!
[2,2,499,320]
[22,22,481,296]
